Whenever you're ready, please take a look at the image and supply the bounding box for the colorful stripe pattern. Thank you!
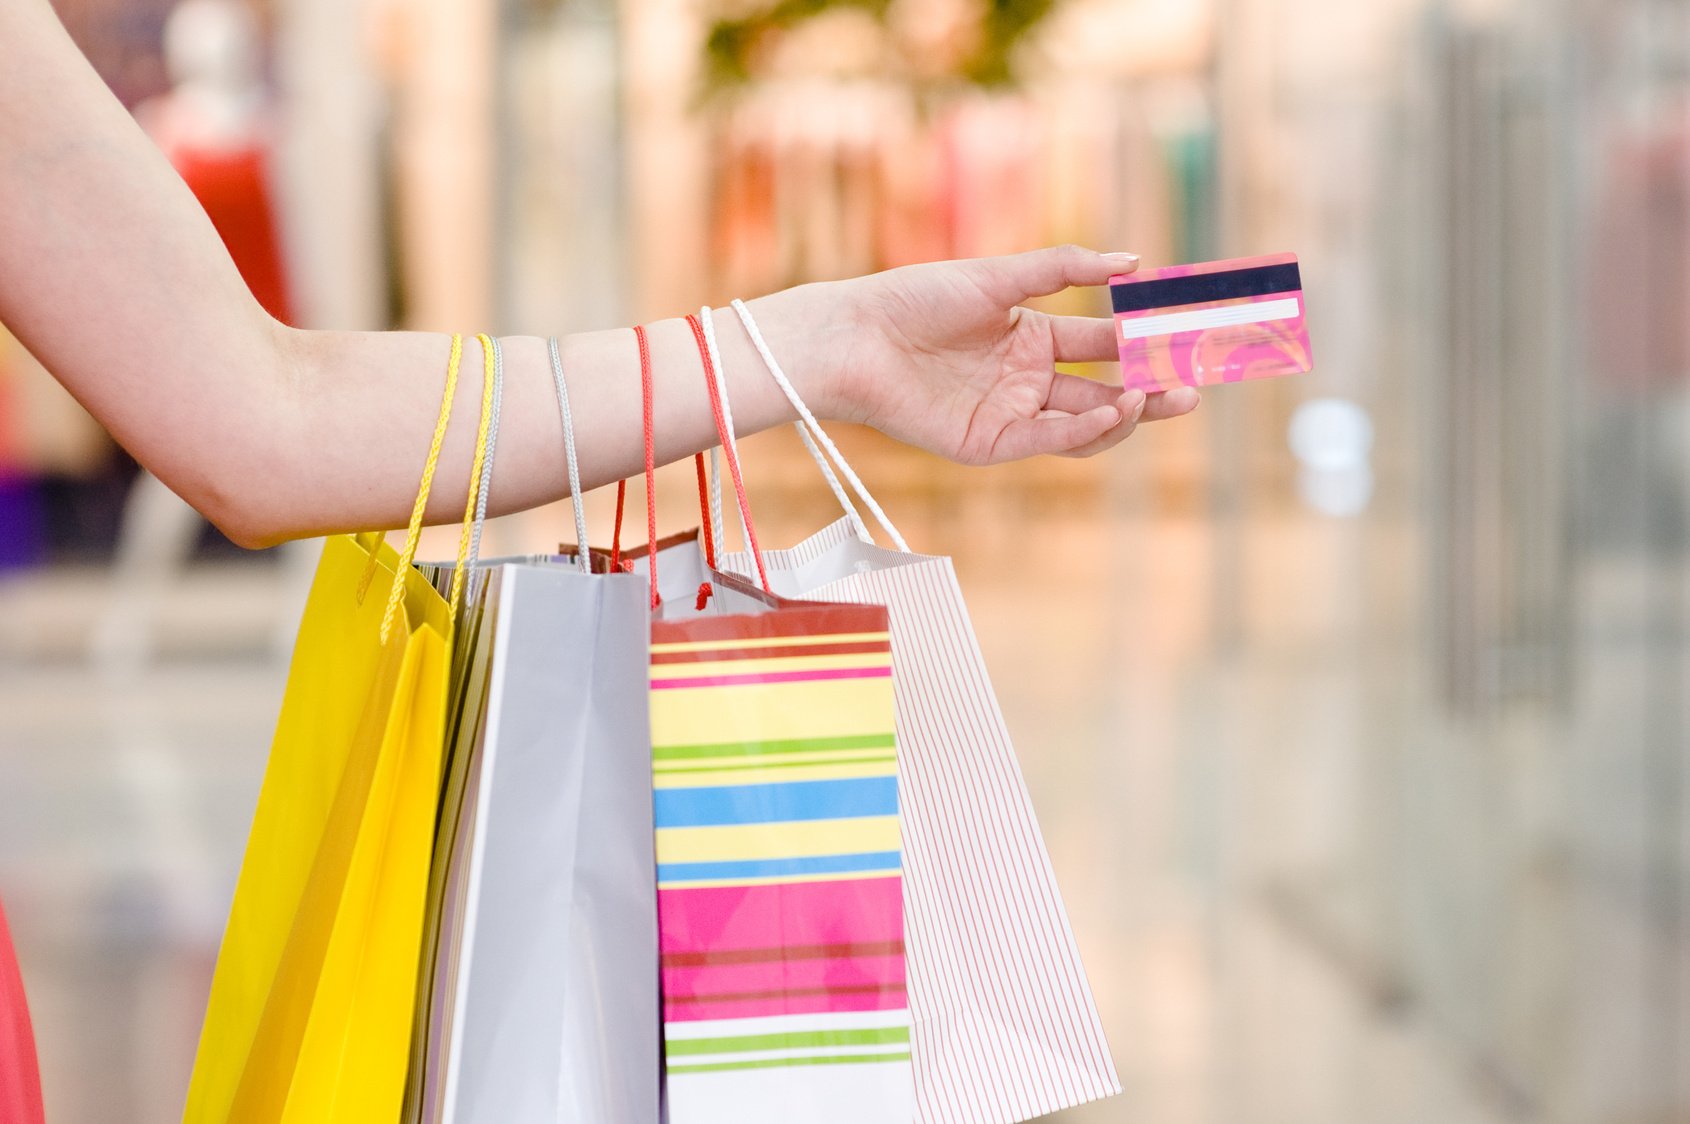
[651,607,911,1117]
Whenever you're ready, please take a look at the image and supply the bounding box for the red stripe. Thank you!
[650,640,891,665]
[650,603,888,646]
[663,952,904,1003]
[661,939,903,967]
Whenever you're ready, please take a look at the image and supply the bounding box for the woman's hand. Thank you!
[812,245,1201,464]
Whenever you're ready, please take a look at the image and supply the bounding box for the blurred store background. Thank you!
[2,0,1688,1120]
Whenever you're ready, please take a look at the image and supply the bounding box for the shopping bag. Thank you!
[650,581,911,1124]
[626,319,913,1123]
[184,334,499,1124]
[429,559,655,1122]
[407,333,661,1124]
[0,897,44,1124]
[705,303,1122,1122]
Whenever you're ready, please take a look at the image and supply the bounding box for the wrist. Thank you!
[716,281,863,425]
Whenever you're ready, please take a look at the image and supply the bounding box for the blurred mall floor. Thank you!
[6,417,1685,1124]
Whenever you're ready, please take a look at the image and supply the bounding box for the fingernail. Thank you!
[1104,251,1140,262]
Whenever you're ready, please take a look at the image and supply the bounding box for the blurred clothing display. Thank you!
[1591,112,1690,392]
[166,143,292,324]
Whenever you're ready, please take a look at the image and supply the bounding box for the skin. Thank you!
[0,0,1199,549]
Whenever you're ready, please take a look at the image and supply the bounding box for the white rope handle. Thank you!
[703,308,872,548]
[700,306,755,559]
[466,333,506,573]
[548,336,592,573]
[728,299,910,553]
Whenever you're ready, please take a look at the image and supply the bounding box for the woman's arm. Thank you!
[0,0,1195,549]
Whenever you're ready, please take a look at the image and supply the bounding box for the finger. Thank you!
[975,244,1140,305]
[1046,372,1139,415]
[1048,315,1120,363]
[1142,386,1201,422]
[990,403,1124,463]
[1059,392,1149,458]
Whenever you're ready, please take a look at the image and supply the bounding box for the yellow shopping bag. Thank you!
[184,335,496,1124]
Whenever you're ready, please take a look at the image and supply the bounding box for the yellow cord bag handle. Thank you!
[359,332,498,643]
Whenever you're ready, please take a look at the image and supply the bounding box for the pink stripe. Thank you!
[663,952,904,1001]
[658,876,902,956]
[651,665,891,690]
[664,985,908,1023]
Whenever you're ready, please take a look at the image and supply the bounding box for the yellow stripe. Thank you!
[656,816,900,865]
[650,677,894,747]
[651,651,890,681]
[651,632,890,655]
[653,757,897,790]
[659,868,901,891]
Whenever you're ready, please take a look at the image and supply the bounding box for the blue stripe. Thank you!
[657,851,902,884]
[652,777,898,828]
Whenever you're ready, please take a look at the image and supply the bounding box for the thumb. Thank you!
[975,245,1141,305]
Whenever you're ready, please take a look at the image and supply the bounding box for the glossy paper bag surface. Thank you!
[424,562,658,1123]
[184,534,451,1124]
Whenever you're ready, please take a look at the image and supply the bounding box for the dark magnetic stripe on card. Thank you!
[662,940,905,968]
[1111,262,1302,314]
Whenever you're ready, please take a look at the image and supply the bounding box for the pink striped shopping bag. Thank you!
[701,302,1122,1123]
[650,596,913,1124]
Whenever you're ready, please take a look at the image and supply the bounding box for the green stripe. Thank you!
[666,1050,911,1076]
[654,752,897,777]
[652,733,894,763]
[666,1025,909,1058]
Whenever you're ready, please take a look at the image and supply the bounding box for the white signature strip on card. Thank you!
[1119,296,1301,341]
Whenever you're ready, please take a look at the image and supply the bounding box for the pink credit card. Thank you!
[1110,253,1313,392]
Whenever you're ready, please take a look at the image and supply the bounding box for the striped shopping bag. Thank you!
[650,598,911,1124]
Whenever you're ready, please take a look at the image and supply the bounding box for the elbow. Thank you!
[212,511,288,553]
[181,470,296,551]
[190,322,313,551]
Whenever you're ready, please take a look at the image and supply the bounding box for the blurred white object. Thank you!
[1289,396,1375,516]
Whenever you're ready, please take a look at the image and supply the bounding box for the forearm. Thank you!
[268,303,834,547]
[0,0,833,547]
